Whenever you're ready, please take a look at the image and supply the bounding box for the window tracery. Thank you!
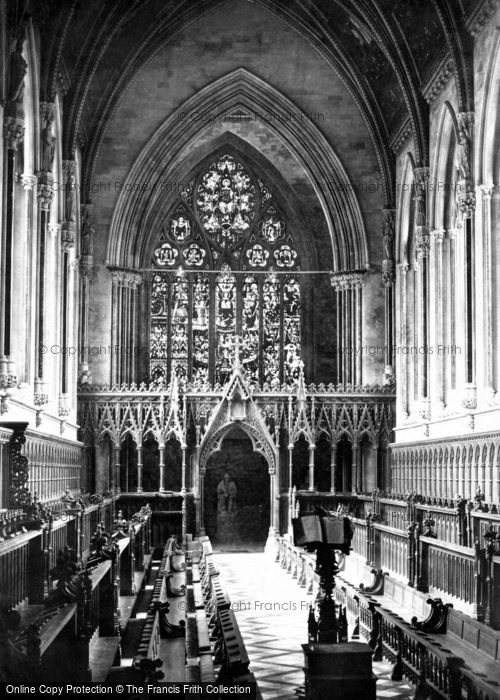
[149,153,301,386]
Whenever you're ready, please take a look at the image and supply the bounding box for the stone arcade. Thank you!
[1,1,500,698]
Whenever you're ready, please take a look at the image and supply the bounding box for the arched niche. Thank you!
[203,426,270,547]
[292,434,309,491]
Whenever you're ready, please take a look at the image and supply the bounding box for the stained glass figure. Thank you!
[154,242,178,266]
[283,277,301,383]
[246,243,269,267]
[196,155,256,248]
[192,275,210,383]
[274,244,297,268]
[241,275,259,381]
[260,215,284,243]
[150,273,169,382]
[215,265,237,382]
[182,243,206,266]
[171,273,189,378]
[170,214,191,242]
[262,273,281,384]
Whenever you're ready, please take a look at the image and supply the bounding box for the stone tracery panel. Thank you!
[149,152,301,387]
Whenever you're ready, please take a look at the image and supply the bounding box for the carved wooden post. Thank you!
[473,537,482,621]
[414,643,428,699]
[112,544,121,637]
[136,441,143,493]
[308,443,316,492]
[330,444,337,494]
[366,513,373,565]
[181,445,187,543]
[483,525,499,626]
[159,443,166,493]
[456,497,467,546]
[368,602,380,650]
[113,444,121,493]
[407,522,416,588]
[352,441,359,494]
[75,569,93,682]
[447,656,464,700]
[391,628,403,681]
[120,536,134,596]
[43,519,52,600]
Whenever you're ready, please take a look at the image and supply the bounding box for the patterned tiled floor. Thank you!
[214,551,414,700]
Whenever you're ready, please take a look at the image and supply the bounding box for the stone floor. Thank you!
[214,551,415,700]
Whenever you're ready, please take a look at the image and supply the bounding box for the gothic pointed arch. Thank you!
[107,69,369,272]
[198,367,279,475]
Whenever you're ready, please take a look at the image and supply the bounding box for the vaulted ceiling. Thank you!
[7,0,485,204]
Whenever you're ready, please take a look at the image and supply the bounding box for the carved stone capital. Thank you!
[21,173,38,190]
[329,270,365,291]
[415,227,430,259]
[461,384,477,411]
[80,255,94,281]
[431,228,445,242]
[109,269,125,286]
[381,259,395,287]
[58,394,71,418]
[3,115,25,150]
[62,159,76,176]
[457,189,476,216]
[108,267,143,288]
[397,262,410,275]
[126,272,143,289]
[47,222,61,237]
[478,183,494,200]
[36,174,54,211]
[33,378,49,408]
[61,222,76,251]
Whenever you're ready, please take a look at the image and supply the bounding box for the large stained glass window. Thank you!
[149,154,301,387]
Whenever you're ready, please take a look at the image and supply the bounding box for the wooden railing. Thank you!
[422,537,479,608]
[374,523,409,581]
[274,534,500,700]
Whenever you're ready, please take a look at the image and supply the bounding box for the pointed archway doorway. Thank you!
[204,426,270,550]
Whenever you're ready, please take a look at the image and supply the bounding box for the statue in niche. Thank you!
[8,36,27,103]
[41,114,56,172]
[382,210,395,260]
[65,170,76,222]
[457,118,472,183]
[217,472,237,515]
[81,208,95,256]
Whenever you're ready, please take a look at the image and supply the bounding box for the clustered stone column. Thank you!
[108,268,143,385]
[429,228,445,413]
[33,101,56,418]
[329,271,365,386]
[396,263,409,419]
[59,160,77,426]
[79,204,94,384]
[381,208,395,386]
[1,35,26,404]
[456,112,476,410]
[413,166,430,420]
[477,184,495,404]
